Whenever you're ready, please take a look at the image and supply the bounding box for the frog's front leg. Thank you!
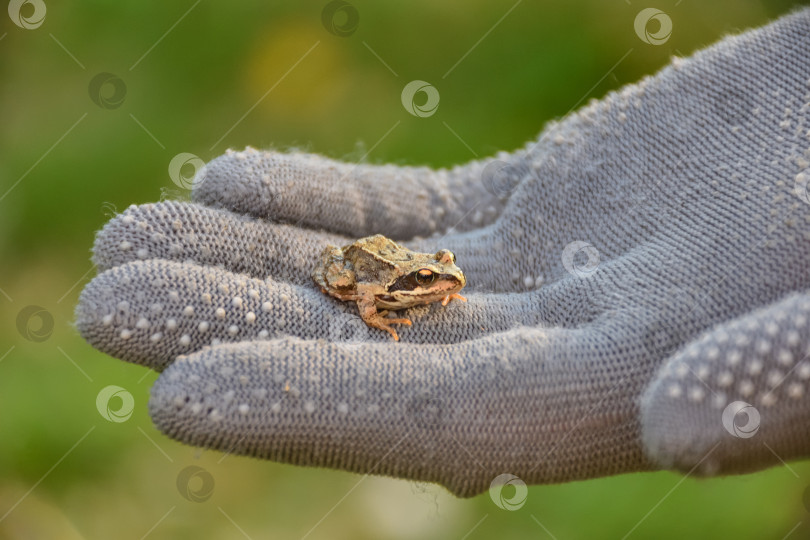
[355,290,412,341]
[441,293,467,306]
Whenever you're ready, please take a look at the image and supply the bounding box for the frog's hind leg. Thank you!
[325,289,359,302]
[356,298,411,341]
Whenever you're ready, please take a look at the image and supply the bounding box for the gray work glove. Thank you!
[76,9,810,497]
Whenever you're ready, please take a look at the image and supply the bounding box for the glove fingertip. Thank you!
[641,294,810,476]
[192,148,276,216]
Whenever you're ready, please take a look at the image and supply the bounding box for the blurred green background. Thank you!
[2,0,810,538]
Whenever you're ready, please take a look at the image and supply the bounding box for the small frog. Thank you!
[312,234,467,341]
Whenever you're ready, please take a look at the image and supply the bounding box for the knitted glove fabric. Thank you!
[76,10,810,497]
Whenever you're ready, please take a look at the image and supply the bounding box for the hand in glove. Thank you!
[76,9,810,497]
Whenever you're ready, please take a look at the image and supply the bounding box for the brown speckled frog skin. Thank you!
[312,234,466,340]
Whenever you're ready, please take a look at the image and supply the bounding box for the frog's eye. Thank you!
[414,268,435,286]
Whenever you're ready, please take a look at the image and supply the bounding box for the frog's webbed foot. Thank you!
[371,316,412,342]
[357,300,411,341]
